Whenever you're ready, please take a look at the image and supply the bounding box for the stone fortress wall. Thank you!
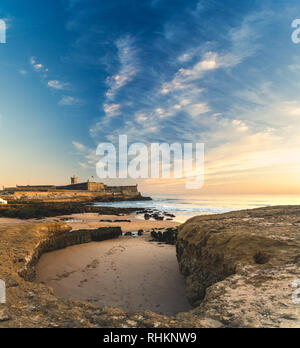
[3,177,141,199]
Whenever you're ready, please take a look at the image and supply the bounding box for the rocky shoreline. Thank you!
[0,200,179,223]
[0,205,300,328]
[0,222,207,328]
[0,202,148,220]
[177,206,300,328]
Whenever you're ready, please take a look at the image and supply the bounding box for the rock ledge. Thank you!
[177,206,300,328]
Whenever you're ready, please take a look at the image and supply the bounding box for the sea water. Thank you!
[94,194,300,223]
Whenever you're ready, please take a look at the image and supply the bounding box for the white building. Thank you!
[0,198,7,205]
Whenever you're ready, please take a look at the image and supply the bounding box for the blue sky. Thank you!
[1,0,300,194]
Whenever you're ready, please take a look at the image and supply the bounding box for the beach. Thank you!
[35,235,191,315]
[0,211,189,316]
[1,205,300,328]
[45,212,180,232]
[0,212,179,231]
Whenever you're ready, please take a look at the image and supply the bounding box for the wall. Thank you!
[106,185,139,197]
[87,182,105,192]
[56,183,89,191]
[5,186,56,192]
[4,182,141,197]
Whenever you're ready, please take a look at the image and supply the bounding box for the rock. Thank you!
[144,214,151,220]
[177,206,300,328]
[152,214,164,221]
[0,308,10,322]
[151,228,178,245]
[1,206,300,328]
[144,212,165,221]
[165,213,176,218]
[253,251,270,264]
[293,254,300,264]
[0,201,149,220]
[113,220,131,223]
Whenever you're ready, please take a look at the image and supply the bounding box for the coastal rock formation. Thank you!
[177,206,300,328]
[0,222,212,328]
[0,202,147,219]
[151,228,178,245]
[1,205,300,328]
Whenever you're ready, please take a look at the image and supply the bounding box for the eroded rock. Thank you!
[0,222,196,328]
[177,206,300,328]
[1,205,300,328]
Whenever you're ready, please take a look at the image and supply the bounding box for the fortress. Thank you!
[4,176,141,199]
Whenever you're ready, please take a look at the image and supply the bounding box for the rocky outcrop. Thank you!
[0,222,214,328]
[0,203,147,219]
[0,223,121,286]
[151,228,178,245]
[177,206,300,328]
[1,205,300,328]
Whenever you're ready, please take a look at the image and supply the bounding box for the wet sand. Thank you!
[35,236,192,316]
[45,212,180,232]
[0,213,180,232]
[0,217,25,224]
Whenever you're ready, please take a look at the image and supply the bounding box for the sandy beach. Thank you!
[35,235,192,316]
[0,212,189,315]
[0,217,26,224]
[0,212,180,232]
[50,212,180,232]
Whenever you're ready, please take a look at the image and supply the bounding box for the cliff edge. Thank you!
[177,206,300,328]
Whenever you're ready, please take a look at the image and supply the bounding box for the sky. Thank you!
[1,0,300,195]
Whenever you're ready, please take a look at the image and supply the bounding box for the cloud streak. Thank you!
[105,36,139,100]
[67,1,300,193]
[48,80,70,90]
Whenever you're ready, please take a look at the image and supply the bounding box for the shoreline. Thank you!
[0,212,180,232]
[0,210,185,316]
[1,205,300,328]
[48,212,180,232]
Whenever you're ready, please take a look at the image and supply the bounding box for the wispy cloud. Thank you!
[29,57,77,105]
[72,141,87,151]
[91,36,139,131]
[30,57,48,72]
[105,36,139,100]
[58,96,82,106]
[103,103,122,118]
[72,141,98,169]
[48,80,70,90]
[67,2,300,193]
[90,7,266,144]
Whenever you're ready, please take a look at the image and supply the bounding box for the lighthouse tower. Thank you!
[71,176,78,185]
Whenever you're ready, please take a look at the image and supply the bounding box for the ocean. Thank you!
[94,194,300,223]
